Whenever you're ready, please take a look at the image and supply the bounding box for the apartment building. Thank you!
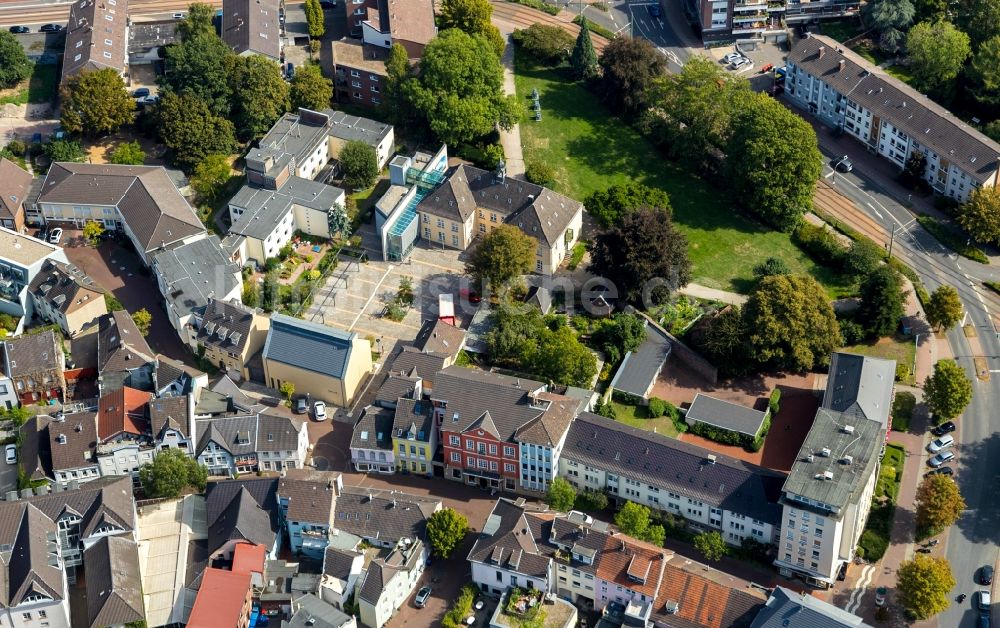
[85,535,145,628]
[695,0,785,43]
[350,407,396,473]
[559,413,786,546]
[415,164,584,275]
[193,299,270,379]
[221,0,281,61]
[96,310,156,394]
[276,469,342,558]
[773,352,895,588]
[434,367,578,492]
[48,411,101,483]
[150,393,195,453]
[0,157,31,232]
[27,259,107,337]
[61,0,129,85]
[345,0,436,58]
[3,330,66,407]
[332,39,388,108]
[320,547,365,610]
[196,412,309,476]
[186,567,254,628]
[787,35,1000,202]
[0,227,69,332]
[358,538,427,628]
[95,386,154,478]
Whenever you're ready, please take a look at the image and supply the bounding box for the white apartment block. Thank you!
[786,35,1000,203]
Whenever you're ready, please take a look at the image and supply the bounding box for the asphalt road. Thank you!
[815,141,1000,627]
[0,0,222,29]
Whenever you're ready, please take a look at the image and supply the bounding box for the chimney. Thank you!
[838,59,845,72]
[818,46,826,58]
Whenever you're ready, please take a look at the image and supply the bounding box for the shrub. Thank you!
[442,585,477,628]
[792,222,846,267]
[575,489,609,511]
[858,528,889,561]
[525,159,555,186]
[839,318,867,345]
[4,139,25,156]
[647,397,667,418]
[895,362,910,382]
[768,388,781,415]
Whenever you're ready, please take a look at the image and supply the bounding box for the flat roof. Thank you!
[331,39,389,75]
[0,227,59,266]
[686,393,769,437]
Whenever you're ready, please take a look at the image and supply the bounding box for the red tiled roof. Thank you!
[97,387,151,440]
[649,557,768,628]
[594,534,666,599]
[231,543,266,576]
[186,568,252,628]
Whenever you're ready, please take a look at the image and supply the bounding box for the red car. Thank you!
[460,288,481,304]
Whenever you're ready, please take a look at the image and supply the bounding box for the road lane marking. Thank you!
[866,202,883,220]
[846,564,877,614]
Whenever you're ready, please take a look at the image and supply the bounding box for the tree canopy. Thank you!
[584,183,671,228]
[305,0,325,37]
[699,306,749,376]
[742,274,840,372]
[858,266,906,338]
[915,475,966,533]
[161,9,235,117]
[157,91,237,172]
[905,21,970,94]
[843,239,885,278]
[925,285,963,331]
[380,44,412,126]
[866,0,916,50]
[546,478,577,511]
[230,55,289,140]
[466,224,535,291]
[896,555,956,620]
[60,69,134,136]
[339,140,379,190]
[44,139,86,162]
[959,0,1000,46]
[439,0,505,57]
[592,313,647,365]
[108,141,146,165]
[405,29,520,146]
[512,24,574,65]
[614,502,665,546]
[0,32,32,88]
[138,449,208,499]
[426,507,469,558]
[970,35,1000,105]
[923,359,973,421]
[693,531,728,562]
[191,154,233,201]
[588,207,691,306]
[957,186,1000,244]
[570,17,599,81]
[290,64,333,111]
[597,37,667,118]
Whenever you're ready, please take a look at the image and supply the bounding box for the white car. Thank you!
[4,444,16,465]
[48,227,63,244]
[927,451,955,467]
[313,401,327,421]
[731,57,753,71]
[926,434,954,454]
[722,52,744,64]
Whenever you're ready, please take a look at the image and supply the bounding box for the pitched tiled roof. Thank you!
[385,348,447,388]
[17,415,52,481]
[412,318,465,357]
[205,477,278,530]
[511,391,576,447]
[350,406,395,450]
[650,556,768,628]
[382,0,436,47]
[255,414,304,452]
[751,586,871,628]
[6,504,64,606]
[62,0,129,83]
[97,311,155,374]
[0,158,32,222]
[374,370,420,407]
[564,413,785,525]
[149,394,191,439]
[97,386,151,440]
[788,35,1000,183]
[38,163,204,253]
[333,487,440,544]
[85,535,145,628]
[195,414,258,456]
[231,542,266,576]
[195,299,259,355]
[222,0,281,59]
[263,314,359,380]
[416,164,583,247]
[323,546,362,579]
[48,411,98,472]
[28,259,105,317]
[277,469,338,524]
[4,330,62,378]
[609,321,671,399]
[186,567,252,628]
[207,486,277,556]
[467,499,550,579]
[286,592,354,628]
[358,560,394,605]
[685,393,769,438]
[391,398,434,444]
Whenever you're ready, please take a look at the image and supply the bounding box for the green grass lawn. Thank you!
[843,334,915,385]
[0,64,58,106]
[818,18,862,42]
[514,56,849,295]
[610,401,680,437]
[891,391,916,432]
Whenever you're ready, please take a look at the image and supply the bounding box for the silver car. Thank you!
[927,451,955,467]
[415,586,432,608]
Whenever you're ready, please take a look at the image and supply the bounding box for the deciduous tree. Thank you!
[693,531,728,562]
[866,0,915,51]
[465,224,534,291]
[290,64,333,111]
[546,477,577,511]
[138,449,208,498]
[896,555,956,620]
[191,154,232,201]
[426,507,469,558]
[82,221,104,246]
[60,68,134,136]
[108,141,146,165]
[969,35,1000,105]
[725,94,822,231]
[923,359,973,421]
[0,32,31,88]
[925,285,963,331]
[858,266,906,338]
[615,501,653,538]
[585,183,671,228]
[843,239,885,278]
[588,207,691,306]
[597,37,667,117]
[157,92,237,172]
[131,308,152,336]
[905,21,970,94]
[752,257,791,279]
[279,381,295,402]
[511,24,574,64]
[340,140,379,190]
[957,186,1000,244]
[161,10,235,117]
[742,274,840,372]
[700,306,749,376]
[570,17,598,81]
[231,55,289,140]
[592,313,646,365]
[915,475,966,533]
[958,0,1000,46]
[439,0,505,56]
[405,29,520,146]
[44,139,85,162]
[380,44,412,125]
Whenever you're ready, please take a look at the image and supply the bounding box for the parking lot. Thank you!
[707,39,789,91]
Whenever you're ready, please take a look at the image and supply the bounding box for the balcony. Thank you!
[733,0,767,8]
[733,11,768,20]
[732,22,768,33]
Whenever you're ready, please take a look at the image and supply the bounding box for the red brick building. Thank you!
[331,40,388,108]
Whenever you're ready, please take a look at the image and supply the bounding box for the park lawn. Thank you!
[842,334,915,385]
[514,56,849,295]
[0,64,58,106]
[818,18,863,42]
[610,401,680,438]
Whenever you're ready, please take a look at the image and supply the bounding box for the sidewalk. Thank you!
[498,33,526,178]
[678,282,747,306]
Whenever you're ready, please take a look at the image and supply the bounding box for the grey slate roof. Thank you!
[38,163,205,254]
[788,35,1000,183]
[0,158,31,222]
[412,318,465,357]
[350,406,395,451]
[48,411,98,472]
[3,330,61,378]
[6,504,64,606]
[255,413,304,453]
[205,476,279,530]
[263,314,358,380]
[466,499,550,580]
[195,414,258,456]
[228,176,344,241]
[195,299,259,355]
[276,469,339,525]
[374,371,420,407]
[609,321,671,399]
[150,395,190,439]
[751,586,873,627]
[28,259,104,317]
[415,164,583,248]
[18,415,51,482]
[127,19,178,53]
[385,347,447,387]
[525,285,552,314]
[152,237,240,320]
[823,352,895,428]
[62,0,129,83]
[85,535,145,628]
[97,310,155,374]
[564,413,785,525]
[781,409,883,515]
[222,0,281,60]
[286,592,354,628]
[323,546,362,579]
[206,485,277,556]
[333,487,440,544]
[686,393,769,438]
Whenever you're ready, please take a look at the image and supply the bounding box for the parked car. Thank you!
[647,4,662,17]
[172,12,186,19]
[415,586,432,608]
[143,95,160,105]
[834,156,853,172]
[775,66,787,81]
[133,87,150,99]
[285,63,295,79]
[925,466,953,477]
[928,451,955,467]
[731,57,752,71]
[979,591,991,612]
[927,434,954,453]
[8,26,29,34]
[295,397,308,414]
[460,288,481,304]
[48,227,63,244]
[982,565,994,586]
[39,24,63,32]
[4,444,15,465]
[319,0,337,7]
[931,421,956,436]
[313,401,327,421]
[722,52,744,64]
